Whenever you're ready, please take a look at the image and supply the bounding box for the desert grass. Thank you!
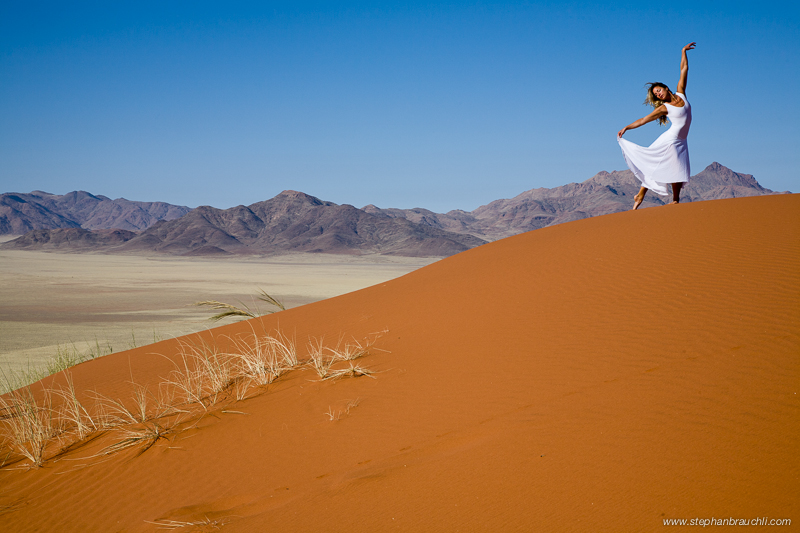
[162,331,296,410]
[0,385,58,467]
[163,338,238,410]
[46,344,87,376]
[99,419,178,457]
[238,330,297,377]
[0,329,386,469]
[325,398,361,421]
[308,331,387,380]
[81,383,191,459]
[0,374,184,467]
[195,288,285,322]
[271,329,299,367]
[1,338,114,395]
[193,300,258,321]
[326,362,376,381]
[226,330,299,400]
[232,378,253,402]
[254,289,286,312]
[145,515,231,530]
[189,343,235,405]
[307,337,337,379]
[0,365,47,398]
[89,384,173,429]
[328,332,385,361]
[52,372,97,441]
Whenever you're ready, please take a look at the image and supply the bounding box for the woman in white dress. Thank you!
[618,42,696,209]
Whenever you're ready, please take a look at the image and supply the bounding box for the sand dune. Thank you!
[1,194,797,531]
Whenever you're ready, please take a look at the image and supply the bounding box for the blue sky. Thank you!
[1,1,798,212]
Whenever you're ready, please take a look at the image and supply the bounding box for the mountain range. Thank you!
[1,163,787,256]
[363,162,781,241]
[0,190,190,235]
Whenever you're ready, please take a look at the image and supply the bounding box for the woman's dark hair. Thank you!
[644,82,670,126]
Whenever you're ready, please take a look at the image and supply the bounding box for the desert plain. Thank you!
[0,194,798,531]
[0,240,436,377]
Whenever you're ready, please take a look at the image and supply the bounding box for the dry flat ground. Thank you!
[0,195,798,532]
[0,243,437,373]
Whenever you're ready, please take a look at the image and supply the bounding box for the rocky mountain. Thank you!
[2,163,785,256]
[364,162,785,241]
[0,190,191,235]
[6,228,138,251]
[2,191,485,257]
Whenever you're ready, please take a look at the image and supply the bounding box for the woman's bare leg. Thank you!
[670,183,683,204]
[633,187,647,210]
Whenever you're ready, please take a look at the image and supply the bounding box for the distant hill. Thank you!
[2,191,486,257]
[1,163,786,256]
[364,162,786,241]
[0,190,191,235]
[7,228,138,251]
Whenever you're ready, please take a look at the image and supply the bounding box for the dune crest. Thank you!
[1,195,797,532]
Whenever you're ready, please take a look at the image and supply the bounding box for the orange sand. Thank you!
[1,194,798,532]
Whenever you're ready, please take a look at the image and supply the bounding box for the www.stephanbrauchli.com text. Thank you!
[663,517,791,526]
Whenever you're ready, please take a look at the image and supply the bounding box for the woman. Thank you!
[618,42,696,209]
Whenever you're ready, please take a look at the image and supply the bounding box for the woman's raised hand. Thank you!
[617,127,627,138]
[678,42,695,93]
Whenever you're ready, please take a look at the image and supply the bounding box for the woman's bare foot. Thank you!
[669,199,680,205]
[633,194,644,210]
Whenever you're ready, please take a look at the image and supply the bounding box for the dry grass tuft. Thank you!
[328,332,386,361]
[0,386,58,467]
[325,398,361,421]
[164,339,236,410]
[195,288,285,322]
[326,362,377,381]
[164,332,298,409]
[308,331,387,380]
[232,378,253,401]
[52,372,97,441]
[193,300,258,321]
[269,330,299,368]
[146,515,231,530]
[228,331,297,386]
[99,418,178,457]
[254,288,286,312]
[307,337,337,379]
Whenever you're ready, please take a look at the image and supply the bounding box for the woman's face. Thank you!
[653,85,670,101]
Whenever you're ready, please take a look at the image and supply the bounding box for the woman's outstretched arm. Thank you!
[617,106,668,138]
[676,42,696,94]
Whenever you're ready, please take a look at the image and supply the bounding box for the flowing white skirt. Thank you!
[618,132,690,196]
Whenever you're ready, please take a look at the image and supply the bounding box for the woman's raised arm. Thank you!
[676,42,695,94]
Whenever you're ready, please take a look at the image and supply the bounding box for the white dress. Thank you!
[618,92,692,195]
